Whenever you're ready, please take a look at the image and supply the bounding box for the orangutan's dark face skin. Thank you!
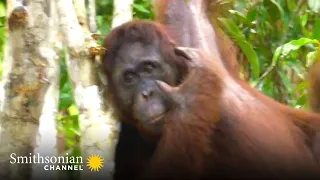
[111,42,179,134]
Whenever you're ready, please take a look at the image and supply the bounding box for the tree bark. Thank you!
[111,0,134,28]
[0,0,60,179]
[32,0,62,179]
[88,0,97,33]
[55,0,118,178]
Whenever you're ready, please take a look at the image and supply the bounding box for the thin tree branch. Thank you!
[88,0,97,33]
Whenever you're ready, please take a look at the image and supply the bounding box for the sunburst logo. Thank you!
[86,154,104,172]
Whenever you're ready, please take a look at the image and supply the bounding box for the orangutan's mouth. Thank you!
[148,113,166,124]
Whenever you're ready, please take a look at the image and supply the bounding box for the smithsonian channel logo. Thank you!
[10,153,104,172]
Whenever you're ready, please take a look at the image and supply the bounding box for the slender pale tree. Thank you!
[0,0,60,179]
[55,0,118,178]
[32,0,62,179]
[112,0,134,28]
[0,1,136,179]
[88,0,97,33]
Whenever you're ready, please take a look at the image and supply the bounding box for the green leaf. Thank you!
[72,149,81,158]
[59,93,74,110]
[219,18,260,78]
[58,115,79,122]
[0,16,5,27]
[283,38,318,56]
[285,61,306,80]
[295,94,307,108]
[295,81,309,92]
[0,2,5,17]
[133,4,150,14]
[275,38,319,60]
[279,71,294,93]
[272,38,318,68]
[261,76,274,97]
[61,81,73,94]
[59,73,69,89]
[67,104,79,116]
[246,9,257,22]
[300,14,308,28]
[264,0,284,22]
[313,19,320,40]
[70,127,81,136]
[229,10,247,23]
[306,51,317,68]
[66,139,75,147]
[287,0,296,11]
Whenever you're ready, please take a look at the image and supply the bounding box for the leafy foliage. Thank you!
[219,0,320,108]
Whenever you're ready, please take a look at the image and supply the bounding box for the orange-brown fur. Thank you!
[154,0,320,164]
[103,1,320,179]
[102,20,190,180]
[142,49,320,179]
[153,0,240,79]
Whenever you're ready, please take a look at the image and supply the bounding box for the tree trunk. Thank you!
[0,0,60,179]
[55,0,118,178]
[32,0,62,179]
[111,0,134,28]
[88,0,97,33]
